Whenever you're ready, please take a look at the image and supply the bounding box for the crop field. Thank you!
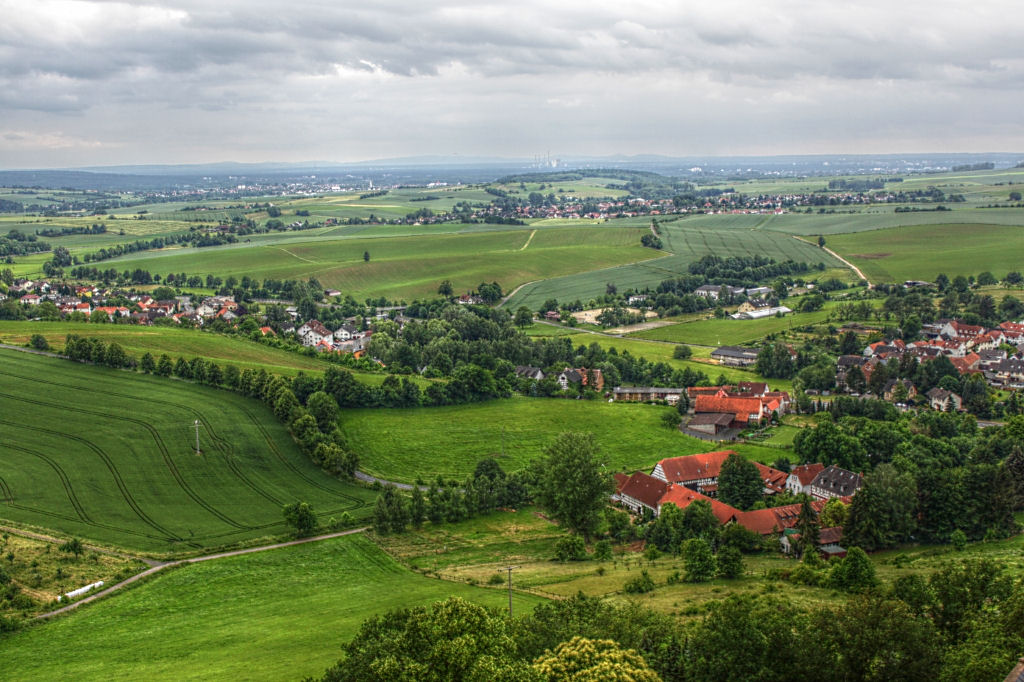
[826,222,1024,283]
[504,219,843,311]
[342,396,791,484]
[99,225,650,301]
[0,351,376,553]
[0,533,543,681]
[630,300,859,346]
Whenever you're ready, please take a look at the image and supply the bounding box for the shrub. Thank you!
[623,569,655,594]
[554,535,587,562]
[716,546,745,579]
[950,529,967,551]
[488,573,505,585]
[593,539,613,562]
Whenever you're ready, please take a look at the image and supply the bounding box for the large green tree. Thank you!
[717,453,763,510]
[534,432,612,540]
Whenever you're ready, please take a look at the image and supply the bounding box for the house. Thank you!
[652,451,736,491]
[615,472,670,515]
[297,320,333,347]
[325,289,341,298]
[710,346,760,367]
[259,326,276,336]
[882,379,916,402]
[657,485,738,524]
[809,465,863,500]
[19,294,41,305]
[458,294,484,305]
[736,299,771,315]
[613,387,685,404]
[950,353,981,374]
[687,412,734,435]
[556,368,603,392]
[627,294,648,305]
[693,394,767,428]
[514,366,545,381]
[926,387,963,411]
[745,286,773,298]
[335,324,359,341]
[544,310,561,321]
[786,463,825,495]
[780,526,846,559]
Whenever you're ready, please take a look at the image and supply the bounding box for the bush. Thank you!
[716,546,745,579]
[672,345,692,360]
[554,535,587,562]
[29,334,49,351]
[950,529,967,551]
[593,539,613,562]
[488,572,506,585]
[623,569,656,594]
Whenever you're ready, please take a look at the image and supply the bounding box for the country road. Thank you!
[792,236,872,288]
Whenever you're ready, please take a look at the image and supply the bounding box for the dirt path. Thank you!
[794,236,872,288]
[35,527,368,620]
[497,280,540,308]
[519,229,537,251]
[277,246,318,263]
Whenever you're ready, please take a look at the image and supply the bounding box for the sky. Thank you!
[1,0,1023,168]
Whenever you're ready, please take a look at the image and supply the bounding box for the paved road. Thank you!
[36,527,367,620]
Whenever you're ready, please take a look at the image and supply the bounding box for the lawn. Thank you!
[0,350,376,554]
[630,304,843,346]
[0,533,543,681]
[98,225,651,302]
[342,396,793,484]
[827,222,1024,283]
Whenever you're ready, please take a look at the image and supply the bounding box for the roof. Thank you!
[689,412,733,427]
[657,486,737,524]
[810,465,863,496]
[655,451,735,483]
[302,320,331,336]
[789,463,825,486]
[694,395,765,422]
[617,472,669,509]
[710,345,759,359]
[735,499,828,535]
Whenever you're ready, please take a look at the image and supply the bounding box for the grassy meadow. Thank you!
[0,533,543,681]
[827,222,1024,283]
[342,396,792,484]
[0,351,375,554]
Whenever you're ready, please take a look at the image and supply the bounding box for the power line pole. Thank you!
[501,565,519,617]
[194,419,201,455]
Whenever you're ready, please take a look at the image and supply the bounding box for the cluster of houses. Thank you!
[612,382,790,436]
[613,450,862,559]
[837,318,1024,405]
[6,279,242,325]
[295,319,373,357]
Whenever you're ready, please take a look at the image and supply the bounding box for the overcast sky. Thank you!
[2,0,1023,168]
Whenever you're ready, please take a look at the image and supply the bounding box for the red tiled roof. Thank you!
[754,462,789,492]
[657,485,737,524]
[790,463,825,486]
[734,500,828,535]
[617,472,669,510]
[656,451,735,483]
[694,395,765,423]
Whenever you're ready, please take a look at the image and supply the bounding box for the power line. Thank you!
[499,565,519,617]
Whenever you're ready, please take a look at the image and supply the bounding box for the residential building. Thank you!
[809,465,863,500]
[710,346,760,367]
[786,463,825,495]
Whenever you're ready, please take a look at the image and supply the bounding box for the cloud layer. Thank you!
[2,0,1022,167]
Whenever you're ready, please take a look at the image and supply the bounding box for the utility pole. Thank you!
[501,565,519,617]
[194,419,201,455]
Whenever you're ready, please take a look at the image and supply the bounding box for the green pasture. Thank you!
[504,220,843,311]
[0,351,376,554]
[342,396,791,484]
[827,223,1024,283]
[0,533,543,681]
[99,225,650,301]
[630,300,863,346]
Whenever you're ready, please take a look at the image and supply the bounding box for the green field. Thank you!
[827,222,1024,283]
[504,219,845,311]
[630,302,849,346]
[343,397,791,484]
[96,225,650,302]
[0,350,376,553]
[0,533,543,681]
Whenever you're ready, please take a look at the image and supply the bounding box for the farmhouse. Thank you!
[780,526,847,559]
[694,284,744,300]
[809,465,863,500]
[786,463,825,495]
[693,394,768,428]
[687,412,733,435]
[514,366,545,381]
[297,320,333,347]
[334,324,360,341]
[710,346,760,367]
[734,499,829,536]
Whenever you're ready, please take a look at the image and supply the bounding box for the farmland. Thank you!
[503,219,846,311]
[826,222,1024,283]
[342,396,792,485]
[0,351,376,554]
[98,224,652,302]
[0,533,542,681]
